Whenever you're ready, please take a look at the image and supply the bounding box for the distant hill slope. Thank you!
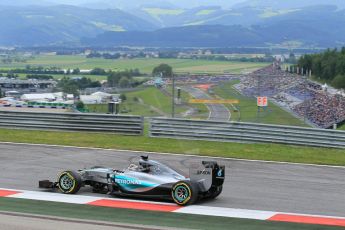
[82,25,265,47]
[0,5,157,46]
[234,0,345,9]
[82,6,345,48]
[132,3,345,28]
[1,3,345,47]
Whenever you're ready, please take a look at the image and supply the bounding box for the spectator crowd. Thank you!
[235,63,345,128]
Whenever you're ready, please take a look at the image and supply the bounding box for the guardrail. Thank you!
[150,118,345,148]
[0,111,143,135]
[0,104,70,109]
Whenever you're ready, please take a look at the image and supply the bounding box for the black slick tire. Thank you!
[171,181,199,206]
[57,171,82,194]
[209,185,223,199]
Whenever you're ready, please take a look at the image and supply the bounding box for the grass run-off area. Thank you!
[0,128,344,166]
[88,86,188,117]
[88,86,209,119]
[213,80,307,127]
[0,55,269,74]
[0,198,342,230]
[337,123,345,130]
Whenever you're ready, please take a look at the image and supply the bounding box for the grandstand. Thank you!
[235,64,345,128]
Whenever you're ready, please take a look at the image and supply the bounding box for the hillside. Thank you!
[82,5,345,48]
[82,25,264,47]
[234,0,345,9]
[1,3,345,47]
[131,3,345,28]
[0,5,157,46]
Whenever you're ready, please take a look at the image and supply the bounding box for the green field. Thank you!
[0,55,269,74]
[0,198,342,230]
[88,86,209,118]
[0,128,344,166]
[167,85,210,119]
[213,81,307,126]
[88,87,187,116]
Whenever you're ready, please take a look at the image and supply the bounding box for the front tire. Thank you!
[58,171,82,194]
[171,181,198,206]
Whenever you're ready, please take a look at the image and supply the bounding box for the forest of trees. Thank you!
[152,64,173,78]
[107,70,143,88]
[298,48,345,89]
[58,77,101,95]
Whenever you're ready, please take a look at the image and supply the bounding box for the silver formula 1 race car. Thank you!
[39,156,225,206]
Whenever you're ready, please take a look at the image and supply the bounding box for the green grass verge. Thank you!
[87,86,187,116]
[213,81,307,127]
[167,85,210,119]
[338,123,345,130]
[0,128,344,166]
[0,198,342,230]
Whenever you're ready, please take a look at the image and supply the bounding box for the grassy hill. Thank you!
[0,5,157,46]
[1,3,345,47]
[234,0,345,9]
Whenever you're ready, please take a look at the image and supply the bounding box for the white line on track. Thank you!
[0,141,344,169]
[174,206,277,220]
[2,187,345,221]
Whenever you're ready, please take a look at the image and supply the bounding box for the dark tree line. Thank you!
[0,66,143,80]
[87,52,121,59]
[152,64,173,78]
[0,73,19,78]
[58,77,102,95]
[87,52,146,60]
[26,74,54,80]
[107,70,143,88]
[0,66,65,75]
[298,48,345,89]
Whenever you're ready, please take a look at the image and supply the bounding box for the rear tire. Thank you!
[58,171,82,194]
[171,181,199,206]
[209,185,223,199]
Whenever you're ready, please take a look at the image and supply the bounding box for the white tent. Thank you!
[21,93,56,101]
[53,92,64,99]
[80,95,103,104]
[91,92,112,97]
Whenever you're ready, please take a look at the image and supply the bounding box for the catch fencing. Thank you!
[0,111,143,135]
[150,118,345,148]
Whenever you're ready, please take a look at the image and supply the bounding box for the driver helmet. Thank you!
[139,160,151,173]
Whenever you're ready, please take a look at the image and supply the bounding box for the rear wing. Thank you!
[190,161,225,192]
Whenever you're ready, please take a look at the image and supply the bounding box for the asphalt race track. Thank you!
[0,143,344,217]
[0,212,179,230]
[181,86,230,121]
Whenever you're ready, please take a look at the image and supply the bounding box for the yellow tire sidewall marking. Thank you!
[58,171,76,193]
[172,182,192,205]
